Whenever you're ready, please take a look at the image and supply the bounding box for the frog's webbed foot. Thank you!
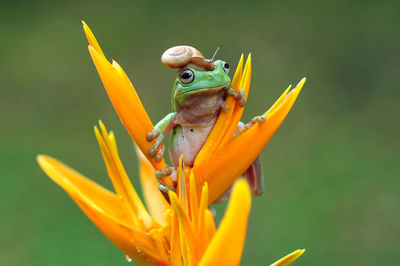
[147,129,165,162]
[158,183,176,193]
[251,115,266,124]
[244,115,266,130]
[221,102,230,113]
[155,166,172,179]
[156,166,176,192]
[227,87,246,107]
[235,115,266,135]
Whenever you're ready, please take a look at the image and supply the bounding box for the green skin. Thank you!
[147,59,264,197]
[172,60,232,110]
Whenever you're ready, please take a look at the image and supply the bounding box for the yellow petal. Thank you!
[170,212,184,266]
[37,155,168,266]
[82,21,104,57]
[215,54,252,152]
[177,156,188,212]
[194,78,305,203]
[136,146,170,225]
[189,172,199,233]
[95,122,156,230]
[205,209,216,241]
[265,85,292,116]
[271,249,306,266]
[83,22,173,187]
[169,191,197,265]
[197,182,209,257]
[194,54,244,167]
[199,179,251,266]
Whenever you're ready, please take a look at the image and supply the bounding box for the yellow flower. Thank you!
[38,21,307,265]
[38,122,304,265]
[81,21,305,203]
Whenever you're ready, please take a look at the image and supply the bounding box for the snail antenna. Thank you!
[210,47,220,62]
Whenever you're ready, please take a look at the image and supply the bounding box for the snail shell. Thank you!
[161,45,214,70]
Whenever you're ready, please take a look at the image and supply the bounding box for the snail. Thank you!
[161,45,215,70]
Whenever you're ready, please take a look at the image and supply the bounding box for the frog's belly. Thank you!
[170,124,214,167]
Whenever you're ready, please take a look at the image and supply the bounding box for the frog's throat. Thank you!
[176,82,231,97]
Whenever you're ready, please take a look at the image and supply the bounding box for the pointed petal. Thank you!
[189,172,199,233]
[82,21,104,57]
[37,155,167,266]
[194,54,244,167]
[271,249,306,266]
[136,146,170,225]
[215,54,252,152]
[177,156,188,212]
[265,85,292,116]
[199,179,251,266]
[170,212,184,266]
[195,78,306,202]
[197,182,209,257]
[169,191,197,265]
[95,122,157,230]
[83,23,172,187]
[205,209,216,240]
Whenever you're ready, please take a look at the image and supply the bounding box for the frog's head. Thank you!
[161,46,231,107]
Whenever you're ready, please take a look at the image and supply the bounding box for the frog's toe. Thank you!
[156,166,172,179]
[156,144,165,162]
[227,87,246,107]
[149,134,165,158]
[149,148,157,158]
[221,102,230,113]
[227,87,239,98]
[252,115,266,124]
[238,89,246,107]
[158,183,176,193]
[147,129,160,141]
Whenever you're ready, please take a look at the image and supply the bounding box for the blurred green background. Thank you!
[1,0,399,265]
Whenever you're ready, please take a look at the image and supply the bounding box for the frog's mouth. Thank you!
[177,82,231,96]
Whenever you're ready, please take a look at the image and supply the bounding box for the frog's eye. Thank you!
[221,61,229,74]
[179,69,194,84]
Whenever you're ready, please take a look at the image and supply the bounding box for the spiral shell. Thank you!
[161,45,214,70]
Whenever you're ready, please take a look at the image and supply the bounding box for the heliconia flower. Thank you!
[38,122,304,265]
[82,21,305,203]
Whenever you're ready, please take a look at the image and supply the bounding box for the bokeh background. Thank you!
[1,0,399,265]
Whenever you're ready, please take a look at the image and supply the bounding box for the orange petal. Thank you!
[82,21,104,57]
[194,78,305,203]
[136,146,170,225]
[169,191,197,265]
[205,209,216,241]
[194,54,244,167]
[37,155,168,266]
[82,22,172,187]
[177,156,188,212]
[170,211,184,266]
[95,122,157,230]
[198,179,251,266]
[189,172,199,233]
[215,54,252,152]
[197,182,209,257]
[271,249,306,266]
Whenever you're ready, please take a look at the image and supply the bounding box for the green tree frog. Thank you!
[147,46,264,199]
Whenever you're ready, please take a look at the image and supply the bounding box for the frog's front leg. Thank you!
[147,112,177,191]
[226,87,246,107]
[147,112,177,162]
